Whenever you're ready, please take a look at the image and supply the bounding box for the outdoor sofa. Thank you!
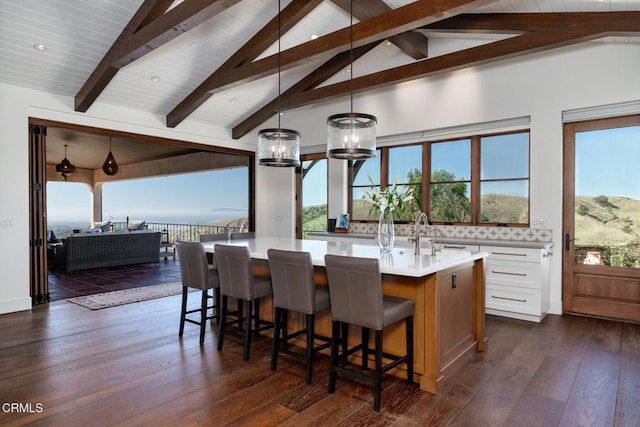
[55,231,162,272]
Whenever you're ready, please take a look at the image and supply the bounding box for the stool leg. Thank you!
[217,295,228,351]
[374,329,383,412]
[328,320,340,394]
[243,300,252,361]
[199,290,207,345]
[406,315,414,385]
[305,313,315,385]
[179,287,188,337]
[214,288,221,325]
[362,327,370,370]
[254,298,261,336]
[271,307,282,371]
[340,322,349,365]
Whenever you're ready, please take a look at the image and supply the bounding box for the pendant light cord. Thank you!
[277,0,282,130]
[349,0,353,114]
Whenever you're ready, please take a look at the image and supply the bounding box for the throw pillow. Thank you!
[128,220,147,231]
[90,221,111,232]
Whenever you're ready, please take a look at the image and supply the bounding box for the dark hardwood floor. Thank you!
[1,289,639,425]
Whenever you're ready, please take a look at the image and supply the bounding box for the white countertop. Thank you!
[202,237,488,278]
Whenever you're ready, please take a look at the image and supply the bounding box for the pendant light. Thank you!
[102,136,119,176]
[326,0,376,160]
[257,0,301,167]
[55,144,76,181]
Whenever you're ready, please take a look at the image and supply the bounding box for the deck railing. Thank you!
[110,222,246,242]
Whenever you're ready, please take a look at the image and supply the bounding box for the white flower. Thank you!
[364,175,414,217]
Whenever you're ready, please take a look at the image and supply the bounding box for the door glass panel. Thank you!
[574,125,640,267]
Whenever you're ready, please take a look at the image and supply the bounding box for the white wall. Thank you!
[289,42,640,316]
[1,41,639,315]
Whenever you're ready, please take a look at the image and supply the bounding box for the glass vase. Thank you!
[378,209,395,252]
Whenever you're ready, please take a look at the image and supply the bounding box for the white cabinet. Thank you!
[482,244,553,323]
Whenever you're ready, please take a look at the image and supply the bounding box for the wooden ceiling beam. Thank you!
[167,0,323,128]
[281,29,605,110]
[74,0,174,112]
[330,0,429,59]
[166,0,493,127]
[422,12,640,34]
[232,42,380,140]
[112,0,242,68]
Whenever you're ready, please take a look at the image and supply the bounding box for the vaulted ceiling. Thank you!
[1,0,639,167]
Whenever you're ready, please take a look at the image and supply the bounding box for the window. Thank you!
[389,145,422,221]
[348,130,530,225]
[430,139,471,223]
[351,149,381,220]
[480,132,529,224]
[300,156,328,237]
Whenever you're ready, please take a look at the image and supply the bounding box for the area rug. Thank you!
[67,282,183,310]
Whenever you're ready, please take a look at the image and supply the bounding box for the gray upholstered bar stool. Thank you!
[230,231,255,240]
[175,241,220,345]
[199,233,228,265]
[324,254,415,412]
[214,244,273,361]
[267,249,331,384]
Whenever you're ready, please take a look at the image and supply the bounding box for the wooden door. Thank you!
[562,115,640,322]
[29,124,49,304]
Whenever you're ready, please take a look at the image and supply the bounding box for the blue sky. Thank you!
[47,168,248,224]
[576,125,640,199]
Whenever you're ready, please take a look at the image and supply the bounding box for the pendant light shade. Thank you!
[102,136,119,176]
[258,128,301,167]
[257,0,300,167]
[55,144,76,181]
[326,112,377,159]
[326,0,376,160]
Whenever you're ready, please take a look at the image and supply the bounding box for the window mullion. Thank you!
[471,136,481,225]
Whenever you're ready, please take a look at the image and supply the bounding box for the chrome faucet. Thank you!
[408,212,429,255]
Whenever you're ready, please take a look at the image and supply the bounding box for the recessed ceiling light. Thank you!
[229,97,238,103]
[33,43,47,52]
[150,76,160,82]
[310,34,318,40]
[190,42,198,48]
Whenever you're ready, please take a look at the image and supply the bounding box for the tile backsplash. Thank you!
[348,223,553,243]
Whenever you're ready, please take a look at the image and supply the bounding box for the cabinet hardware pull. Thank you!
[491,270,527,276]
[444,244,466,249]
[491,295,527,303]
[491,252,526,257]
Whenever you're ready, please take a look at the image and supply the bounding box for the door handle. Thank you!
[565,233,576,251]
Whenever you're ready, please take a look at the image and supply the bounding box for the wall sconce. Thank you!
[56,144,76,181]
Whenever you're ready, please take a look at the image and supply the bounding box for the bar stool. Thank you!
[267,249,331,384]
[199,233,228,265]
[230,231,255,240]
[324,254,414,412]
[175,241,220,345]
[214,244,273,361]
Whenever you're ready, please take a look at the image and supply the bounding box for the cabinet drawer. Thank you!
[485,259,541,289]
[485,284,541,316]
[481,245,541,263]
[440,243,479,251]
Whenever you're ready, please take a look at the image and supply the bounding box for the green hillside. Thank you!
[575,195,640,246]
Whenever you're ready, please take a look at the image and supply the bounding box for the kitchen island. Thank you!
[202,237,488,394]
